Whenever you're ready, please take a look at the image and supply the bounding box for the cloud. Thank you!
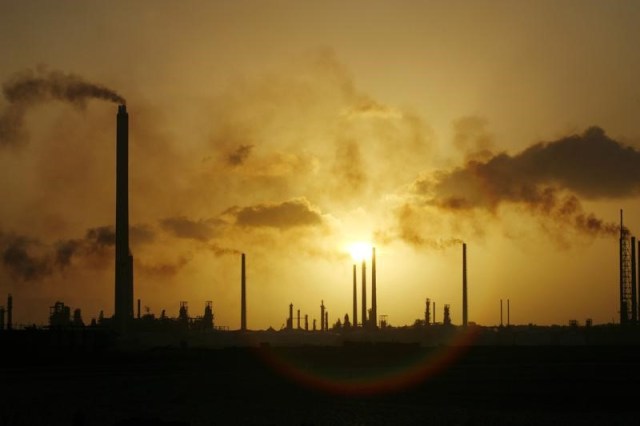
[227,144,254,166]
[1,234,52,281]
[160,216,218,242]
[411,127,635,236]
[228,198,323,229]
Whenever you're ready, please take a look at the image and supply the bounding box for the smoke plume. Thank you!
[227,144,254,166]
[0,67,126,146]
[227,198,324,229]
[413,127,638,236]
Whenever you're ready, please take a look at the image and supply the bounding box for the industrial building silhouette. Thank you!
[1,105,640,350]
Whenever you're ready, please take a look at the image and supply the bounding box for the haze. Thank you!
[1,0,640,329]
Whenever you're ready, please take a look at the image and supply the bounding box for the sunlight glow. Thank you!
[348,242,373,262]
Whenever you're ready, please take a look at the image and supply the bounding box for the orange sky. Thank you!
[1,1,640,329]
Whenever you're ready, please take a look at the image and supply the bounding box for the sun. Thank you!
[348,242,373,262]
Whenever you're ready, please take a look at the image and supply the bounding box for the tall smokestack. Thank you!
[288,303,293,330]
[632,237,638,322]
[137,298,141,320]
[352,264,357,327]
[114,104,133,330]
[462,243,468,327]
[361,260,367,327]
[241,253,247,331]
[371,247,377,329]
[6,294,12,330]
[320,300,325,332]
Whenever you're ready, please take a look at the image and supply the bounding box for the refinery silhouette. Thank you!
[1,105,640,426]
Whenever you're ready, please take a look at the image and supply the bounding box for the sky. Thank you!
[1,0,640,329]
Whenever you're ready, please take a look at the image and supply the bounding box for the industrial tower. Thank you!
[114,104,134,330]
[619,210,637,324]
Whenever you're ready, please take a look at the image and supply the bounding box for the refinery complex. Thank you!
[1,105,639,350]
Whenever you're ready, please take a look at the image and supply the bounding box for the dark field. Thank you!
[1,342,640,426]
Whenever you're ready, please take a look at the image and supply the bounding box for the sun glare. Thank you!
[348,242,373,262]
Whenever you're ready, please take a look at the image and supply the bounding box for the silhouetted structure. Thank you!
[114,104,134,331]
[462,243,468,327]
[7,294,12,331]
[619,209,636,324]
[361,260,367,327]
[192,301,214,330]
[371,247,377,329]
[241,253,247,331]
[179,301,189,327]
[320,301,325,331]
[425,298,431,326]
[287,303,293,330]
[443,304,451,326]
[49,301,71,328]
[72,308,84,327]
[352,264,357,328]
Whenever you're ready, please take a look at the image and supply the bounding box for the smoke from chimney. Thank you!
[0,67,126,146]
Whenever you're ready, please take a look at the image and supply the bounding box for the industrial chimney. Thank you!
[361,260,367,327]
[371,247,377,329]
[462,242,468,327]
[7,294,12,331]
[114,104,134,330]
[352,264,357,327]
[241,253,247,331]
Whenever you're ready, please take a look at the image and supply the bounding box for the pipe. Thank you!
[371,247,377,329]
[463,243,468,327]
[632,237,637,322]
[361,260,367,327]
[115,104,133,328]
[7,294,12,330]
[241,253,247,331]
[352,264,357,327]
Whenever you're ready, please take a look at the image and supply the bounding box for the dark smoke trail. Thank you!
[1,235,52,281]
[414,126,637,236]
[0,67,126,146]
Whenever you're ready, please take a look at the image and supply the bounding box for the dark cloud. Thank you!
[85,226,115,251]
[2,235,51,281]
[413,127,635,236]
[160,217,216,242]
[135,256,191,277]
[130,224,156,246]
[209,243,241,257]
[229,198,323,229]
[0,225,118,281]
[0,66,125,146]
[227,144,253,166]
